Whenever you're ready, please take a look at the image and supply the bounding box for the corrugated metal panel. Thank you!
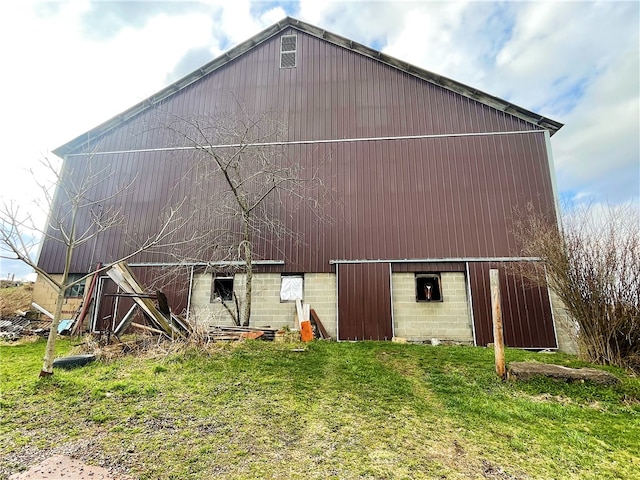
[469,262,556,348]
[392,262,465,272]
[39,30,556,276]
[74,29,540,155]
[39,129,555,276]
[338,263,393,340]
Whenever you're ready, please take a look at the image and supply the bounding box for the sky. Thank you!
[0,0,638,280]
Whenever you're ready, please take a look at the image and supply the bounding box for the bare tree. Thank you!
[513,202,640,372]
[153,106,331,326]
[0,156,190,377]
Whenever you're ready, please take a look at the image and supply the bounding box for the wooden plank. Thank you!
[113,263,177,335]
[107,262,183,338]
[310,309,330,339]
[210,325,278,332]
[113,304,138,336]
[131,322,165,335]
[170,313,192,334]
[240,331,264,339]
[32,302,54,320]
[156,290,170,316]
[295,299,305,328]
[72,263,102,334]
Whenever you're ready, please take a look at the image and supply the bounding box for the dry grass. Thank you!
[0,283,33,317]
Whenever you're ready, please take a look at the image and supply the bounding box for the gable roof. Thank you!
[54,16,563,157]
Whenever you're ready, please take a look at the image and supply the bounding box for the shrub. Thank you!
[514,202,639,372]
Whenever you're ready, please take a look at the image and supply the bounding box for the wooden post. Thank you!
[490,269,506,380]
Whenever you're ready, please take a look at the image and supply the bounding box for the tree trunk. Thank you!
[40,290,66,376]
[241,212,252,327]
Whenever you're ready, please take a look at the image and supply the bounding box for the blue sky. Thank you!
[1,0,638,280]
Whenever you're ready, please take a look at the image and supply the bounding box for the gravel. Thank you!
[1,436,134,480]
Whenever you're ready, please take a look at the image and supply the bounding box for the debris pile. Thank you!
[106,262,191,338]
[205,325,280,341]
[0,316,50,340]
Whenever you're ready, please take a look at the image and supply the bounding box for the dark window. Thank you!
[64,274,86,298]
[416,274,442,302]
[280,35,297,68]
[211,277,234,302]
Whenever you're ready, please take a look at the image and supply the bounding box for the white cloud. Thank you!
[207,0,287,46]
[299,0,409,47]
[491,2,637,114]
[0,3,215,202]
[552,48,639,202]
[381,2,497,86]
[303,1,639,205]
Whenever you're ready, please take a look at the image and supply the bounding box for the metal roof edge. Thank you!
[53,17,295,157]
[288,18,563,136]
[53,16,563,157]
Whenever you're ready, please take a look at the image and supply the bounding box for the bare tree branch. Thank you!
[512,201,640,372]
[148,104,333,327]
[1,147,196,377]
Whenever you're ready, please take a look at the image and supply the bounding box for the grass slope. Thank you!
[0,283,32,317]
[1,339,638,479]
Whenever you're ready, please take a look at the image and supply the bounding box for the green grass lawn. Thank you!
[1,338,638,479]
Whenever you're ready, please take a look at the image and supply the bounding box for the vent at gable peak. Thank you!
[280,34,297,68]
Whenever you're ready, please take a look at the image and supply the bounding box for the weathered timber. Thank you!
[490,269,506,380]
[310,309,330,339]
[106,262,185,338]
[131,322,165,335]
[32,302,54,320]
[113,305,138,336]
[508,362,620,385]
[240,331,264,339]
[156,290,170,316]
[207,325,278,341]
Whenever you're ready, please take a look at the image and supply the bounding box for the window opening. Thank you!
[64,274,86,298]
[416,274,442,302]
[280,34,297,68]
[211,276,234,302]
[280,274,303,301]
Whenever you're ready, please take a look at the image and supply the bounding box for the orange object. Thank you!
[300,319,314,342]
[240,331,264,340]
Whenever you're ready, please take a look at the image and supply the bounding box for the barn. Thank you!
[33,17,571,350]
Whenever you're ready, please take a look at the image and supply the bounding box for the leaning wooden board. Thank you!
[296,299,314,342]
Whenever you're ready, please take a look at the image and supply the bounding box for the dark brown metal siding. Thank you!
[39,132,555,275]
[40,29,556,276]
[338,263,393,340]
[64,28,541,153]
[94,277,122,332]
[392,262,465,272]
[469,262,557,348]
[131,266,191,315]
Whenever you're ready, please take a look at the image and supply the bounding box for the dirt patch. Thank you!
[1,438,133,480]
[8,455,131,480]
